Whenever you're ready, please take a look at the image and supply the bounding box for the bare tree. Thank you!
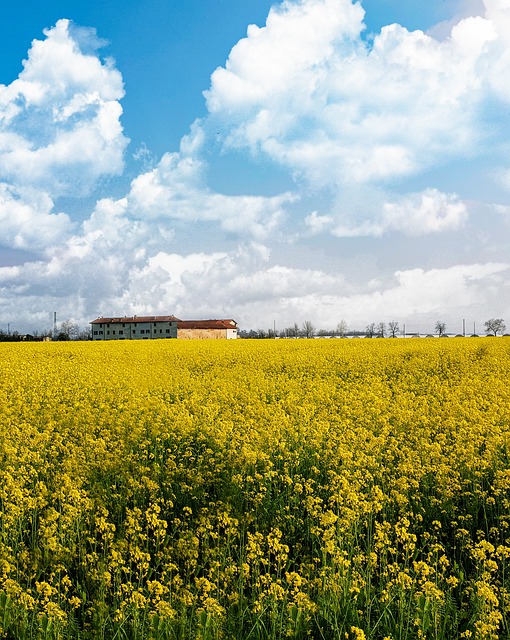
[60,320,80,340]
[484,318,506,336]
[376,322,386,338]
[435,321,447,337]
[302,320,316,339]
[336,320,348,337]
[77,326,92,340]
[388,321,399,338]
[284,324,299,338]
[365,323,376,338]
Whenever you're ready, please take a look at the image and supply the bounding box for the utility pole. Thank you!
[463,318,465,337]
[403,323,406,338]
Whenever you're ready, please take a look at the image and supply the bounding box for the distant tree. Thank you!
[284,324,299,338]
[376,322,386,338]
[60,320,80,340]
[336,320,348,337]
[365,323,376,338]
[302,321,316,339]
[435,321,447,337]
[484,318,506,337]
[388,321,399,338]
[77,327,92,340]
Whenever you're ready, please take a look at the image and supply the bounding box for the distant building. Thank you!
[177,319,238,340]
[90,315,237,340]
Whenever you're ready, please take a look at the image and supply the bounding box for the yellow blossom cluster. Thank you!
[0,337,509,639]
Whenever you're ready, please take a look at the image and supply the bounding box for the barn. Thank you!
[177,319,238,340]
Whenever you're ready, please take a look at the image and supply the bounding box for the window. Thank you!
[99,330,103,335]
[112,330,116,335]
[154,322,157,326]
[160,329,163,333]
[166,329,170,333]
[107,331,110,335]
[133,330,136,334]
[119,330,123,335]
[93,330,98,335]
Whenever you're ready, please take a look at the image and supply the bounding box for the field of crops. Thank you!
[0,337,509,639]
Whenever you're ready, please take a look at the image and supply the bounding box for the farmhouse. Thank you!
[90,316,237,340]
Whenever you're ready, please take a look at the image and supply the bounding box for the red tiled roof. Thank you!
[177,319,237,330]
[90,315,180,324]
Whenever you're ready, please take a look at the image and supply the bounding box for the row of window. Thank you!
[93,328,173,336]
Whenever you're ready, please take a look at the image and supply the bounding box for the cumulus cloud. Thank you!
[304,211,334,234]
[332,189,468,237]
[127,147,297,240]
[2,198,508,333]
[0,19,128,197]
[0,183,73,251]
[205,0,509,189]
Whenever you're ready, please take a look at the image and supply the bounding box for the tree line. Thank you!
[239,318,507,339]
[0,320,91,342]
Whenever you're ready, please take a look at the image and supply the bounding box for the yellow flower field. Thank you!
[0,337,509,639]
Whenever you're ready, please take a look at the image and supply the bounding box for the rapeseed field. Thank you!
[0,337,509,639]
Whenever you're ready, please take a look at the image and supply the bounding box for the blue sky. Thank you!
[0,0,509,335]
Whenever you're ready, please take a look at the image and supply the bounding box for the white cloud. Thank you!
[205,0,509,189]
[304,210,334,234]
[428,0,485,40]
[116,251,233,316]
[206,0,364,114]
[0,19,128,197]
[2,193,507,333]
[332,189,468,237]
[0,183,73,251]
[128,149,297,239]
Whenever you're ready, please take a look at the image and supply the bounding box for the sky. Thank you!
[1,0,509,336]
